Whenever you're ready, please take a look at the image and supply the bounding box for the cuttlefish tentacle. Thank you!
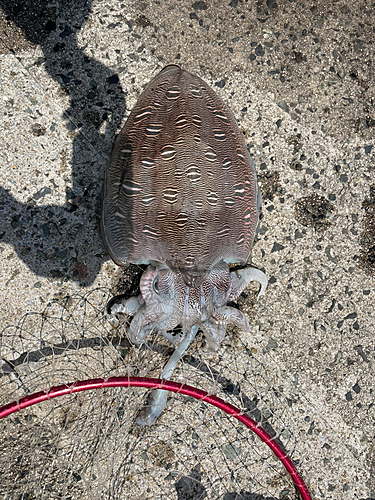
[136,325,199,426]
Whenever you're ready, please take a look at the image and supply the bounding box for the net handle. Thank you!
[0,376,312,500]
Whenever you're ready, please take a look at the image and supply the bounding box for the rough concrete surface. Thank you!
[0,0,374,499]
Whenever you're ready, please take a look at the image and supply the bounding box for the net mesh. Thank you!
[0,286,327,499]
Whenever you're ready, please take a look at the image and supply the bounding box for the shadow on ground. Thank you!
[0,0,125,285]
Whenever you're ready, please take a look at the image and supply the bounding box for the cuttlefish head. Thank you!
[127,261,267,351]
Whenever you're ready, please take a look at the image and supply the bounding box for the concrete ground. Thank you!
[0,0,374,498]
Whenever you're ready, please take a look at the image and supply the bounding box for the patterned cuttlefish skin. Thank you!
[101,65,267,424]
[101,64,266,345]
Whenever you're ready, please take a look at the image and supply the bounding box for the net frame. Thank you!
[0,376,312,500]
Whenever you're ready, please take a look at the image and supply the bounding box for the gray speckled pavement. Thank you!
[0,1,374,499]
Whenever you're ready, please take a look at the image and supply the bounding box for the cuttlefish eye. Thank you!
[153,276,159,294]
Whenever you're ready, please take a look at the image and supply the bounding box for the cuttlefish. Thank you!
[101,65,267,425]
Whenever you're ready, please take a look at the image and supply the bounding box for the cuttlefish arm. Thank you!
[227,267,268,301]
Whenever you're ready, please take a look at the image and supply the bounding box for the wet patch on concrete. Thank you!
[258,171,283,202]
[359,186,375,276]
[294,194,334,231]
